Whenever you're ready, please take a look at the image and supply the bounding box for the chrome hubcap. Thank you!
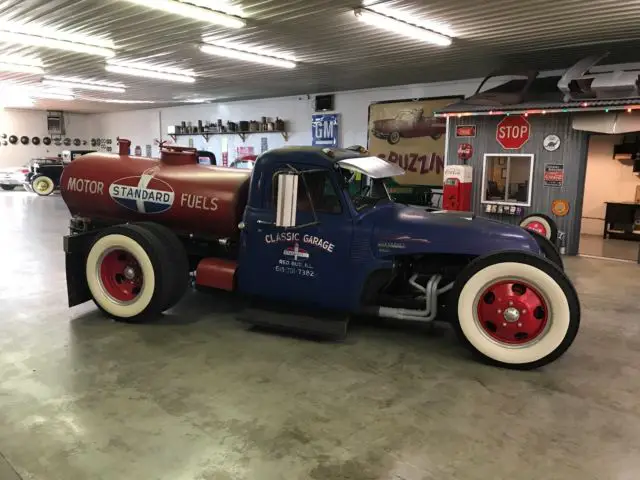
[123,266,136,280]
[503,307,521,323]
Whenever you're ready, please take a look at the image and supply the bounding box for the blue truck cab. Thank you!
[238,146,542,310]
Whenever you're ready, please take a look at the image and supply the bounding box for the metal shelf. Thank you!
[168,130,289,143]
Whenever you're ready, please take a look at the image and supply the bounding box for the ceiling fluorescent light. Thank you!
[43,79,126,93]
[106,64,195,83]
[354,8,452,46]
[183,0,245,17]
[200,44,296,69]
[364,3,456,38]
[1,99,35,108]
[120,0,245,28]
[0,24,116,57]
[0,61,44,75]
[107,59,195,76]
[0,55,44,74]
[180,98,217,103]
[30,92,75,101]
[84,98,156,104]
[45,75,125,88]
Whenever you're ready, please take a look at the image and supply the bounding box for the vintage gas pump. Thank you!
[442,164,473,211]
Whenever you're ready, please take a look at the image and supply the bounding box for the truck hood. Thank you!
[370,204,540,257]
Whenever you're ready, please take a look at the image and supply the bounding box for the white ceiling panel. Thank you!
[0,0,638,113]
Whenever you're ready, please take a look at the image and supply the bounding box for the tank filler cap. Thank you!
[160,144,198,165]
[117,137,132,155]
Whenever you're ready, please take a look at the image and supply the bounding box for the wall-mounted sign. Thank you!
[552,199,570,217]
[367,96,462,190]
[456,125,476,137]
[261,137,268,153]
[312,113,339,148]
[236,146,254,159]
[543,134,561,151]
[496,115,530,149]
[457,143,473,161]
[134,145,142,156]
[544,163,565,187]
[145,144,152,157]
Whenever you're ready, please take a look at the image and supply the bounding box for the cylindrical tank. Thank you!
[60,141,251,238]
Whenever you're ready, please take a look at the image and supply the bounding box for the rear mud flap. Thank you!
[64,233,94,307]
[237,299,349,340]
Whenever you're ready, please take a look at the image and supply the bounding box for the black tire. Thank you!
[520,213,558,245]
[0,185,16,191]
[134,222,190,311]
[85,224,176,323]
[528,230,564,270]
[449,251,580,370]
[387,131,401,145]
[31,175,55,196]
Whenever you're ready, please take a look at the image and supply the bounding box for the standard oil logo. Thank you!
[109,174,175,214]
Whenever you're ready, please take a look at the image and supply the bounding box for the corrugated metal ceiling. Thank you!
[1,0,639,113]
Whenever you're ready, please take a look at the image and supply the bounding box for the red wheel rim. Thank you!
[476,280,549,345]
[524,221,547,237]
[99,249,143,302]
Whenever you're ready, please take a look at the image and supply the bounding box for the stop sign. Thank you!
[496,115,530,149]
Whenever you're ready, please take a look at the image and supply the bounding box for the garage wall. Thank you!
[0,109,98,168]
[92,77,500,160]
[446,114,590,255]
[581,134,640,236]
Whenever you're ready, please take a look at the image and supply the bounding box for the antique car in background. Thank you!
[0,163,30,191]
[371,108,446,144]
[24,157,66,196]
[229,154,257,169]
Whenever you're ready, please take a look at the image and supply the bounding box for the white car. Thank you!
[0,164,30,191]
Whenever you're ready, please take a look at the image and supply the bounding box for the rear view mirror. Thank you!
[275,172,298,228]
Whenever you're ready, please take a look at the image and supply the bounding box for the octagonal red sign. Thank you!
[496,115,531,149]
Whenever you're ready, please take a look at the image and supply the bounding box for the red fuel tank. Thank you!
[60,142,251,238]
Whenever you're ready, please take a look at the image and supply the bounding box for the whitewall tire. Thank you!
[520,214,558,244]
[32,176,55,196]
[85,224,174,322]
[450,252,580,369]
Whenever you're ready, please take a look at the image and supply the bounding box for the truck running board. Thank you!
[237,301,349,340]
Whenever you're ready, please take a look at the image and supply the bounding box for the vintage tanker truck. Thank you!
[59,139,579,370]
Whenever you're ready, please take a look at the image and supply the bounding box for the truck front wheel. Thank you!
[85,224,175,322]
[449,252,580,370]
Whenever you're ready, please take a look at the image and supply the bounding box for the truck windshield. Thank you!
[339,167,391,211]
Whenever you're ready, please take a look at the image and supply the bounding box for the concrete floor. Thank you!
[1,191,640,480]
[579,233,639,262]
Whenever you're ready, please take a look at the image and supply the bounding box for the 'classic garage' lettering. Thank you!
[265,232,335,253]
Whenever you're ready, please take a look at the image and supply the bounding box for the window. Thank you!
[272,169,342,214]
[481,154,534,206]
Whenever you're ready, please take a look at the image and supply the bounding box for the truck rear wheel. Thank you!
[135,221,190,311]
[449,252,580,370]
[0,185,16,191]
[85,224,175,322]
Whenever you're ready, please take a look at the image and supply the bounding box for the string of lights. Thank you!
[434,103,640,118]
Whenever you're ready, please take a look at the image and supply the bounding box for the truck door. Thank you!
[239,165,353,310]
